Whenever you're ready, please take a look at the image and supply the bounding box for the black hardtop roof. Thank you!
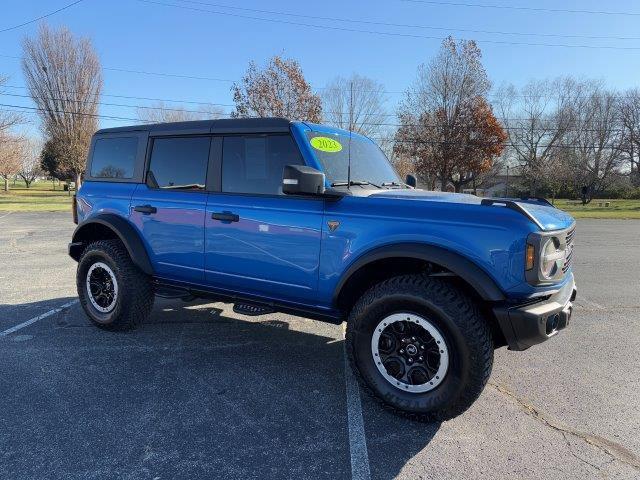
[95,117,292,135]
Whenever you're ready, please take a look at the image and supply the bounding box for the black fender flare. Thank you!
[69,214,153,275]
[332,243,506,305]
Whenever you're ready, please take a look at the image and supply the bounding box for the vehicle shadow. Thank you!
[1,297,440,480]
[0,296,78,331]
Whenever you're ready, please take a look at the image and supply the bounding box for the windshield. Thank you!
[305,131,401,187]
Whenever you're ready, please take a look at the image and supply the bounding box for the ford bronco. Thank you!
[69,118,576,421]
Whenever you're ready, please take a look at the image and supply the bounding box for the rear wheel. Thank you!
[77,240,154,330]
[345,274,493,421]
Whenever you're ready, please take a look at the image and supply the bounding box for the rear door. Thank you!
[130,135,212,283]
[204,133,324,304]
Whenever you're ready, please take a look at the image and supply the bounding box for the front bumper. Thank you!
[493,275,577,351]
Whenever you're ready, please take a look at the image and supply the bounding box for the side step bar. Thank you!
[155,285,195,301]
[233,303,275,316]
[151,279,343,324]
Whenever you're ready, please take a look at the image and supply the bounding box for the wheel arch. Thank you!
[69,214,153,275]
[333,243,506,312]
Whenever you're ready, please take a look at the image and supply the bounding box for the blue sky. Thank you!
[2,0,640,134]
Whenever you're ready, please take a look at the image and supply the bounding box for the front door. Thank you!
[205,134,323,304]
[130,135,211,283]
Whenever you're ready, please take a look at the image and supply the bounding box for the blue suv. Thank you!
[69,118,577,420]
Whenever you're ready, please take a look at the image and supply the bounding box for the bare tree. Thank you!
[322,74,387,137]
[565,84,624,203]
[232,55,322,122]
[0,133,24,192]
[394,111,441,186]
[391,153,415,181]
[137,101,224,123]
[620,88,640,186]
[22,24,102,188]
[0,75,23,135]
[494,78,574,196]
[396,37,506,192]
[19,138,43,188]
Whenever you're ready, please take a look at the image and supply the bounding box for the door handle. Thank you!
[133,205,157,214]
[211,212,239,222]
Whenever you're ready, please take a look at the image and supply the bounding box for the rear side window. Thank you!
[90,137,138,179]
[147,137,211,190]
[222,134,303,195]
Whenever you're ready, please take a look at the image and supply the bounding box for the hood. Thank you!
[369,189,575,231]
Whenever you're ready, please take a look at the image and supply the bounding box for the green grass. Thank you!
[553,199,640,219]
[0,179,73,212]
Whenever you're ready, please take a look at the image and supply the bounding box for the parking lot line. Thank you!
[0,299,78,338]
[343,343,372,480]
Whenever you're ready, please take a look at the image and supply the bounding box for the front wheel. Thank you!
[345,275,493,421]
[77,240,154,330]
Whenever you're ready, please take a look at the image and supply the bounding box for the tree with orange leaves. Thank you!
[395,37,506,192]
[232,55,322,123]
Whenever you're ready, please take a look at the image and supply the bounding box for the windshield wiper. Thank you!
[331,180,382,189]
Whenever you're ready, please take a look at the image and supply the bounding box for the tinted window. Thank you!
[222,135,302,195]
[148,137,210,190]
[90,137,138,179]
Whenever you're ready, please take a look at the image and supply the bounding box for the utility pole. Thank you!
[347,82,353,189]
[505,165,510,197]
[349,82,354,132]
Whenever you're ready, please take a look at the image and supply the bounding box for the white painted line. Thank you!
[0,211,13,220]
[0,300,79,338]
[343,342,372,480]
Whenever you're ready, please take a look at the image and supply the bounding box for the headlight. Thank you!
[540,237,563,279]
[525,231,571,285]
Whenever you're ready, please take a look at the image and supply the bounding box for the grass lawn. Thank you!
[0,179,73,212]
[553,199,640,219]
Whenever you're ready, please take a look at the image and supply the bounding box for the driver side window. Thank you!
[221,134,303,195]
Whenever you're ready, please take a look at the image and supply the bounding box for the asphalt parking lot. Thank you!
[1,211,639,480]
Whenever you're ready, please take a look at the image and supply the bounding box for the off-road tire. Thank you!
[345,274,493,422]
[77,239,154,330]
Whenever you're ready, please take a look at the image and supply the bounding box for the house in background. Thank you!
[416,167,523,197]
[463,167,523,197]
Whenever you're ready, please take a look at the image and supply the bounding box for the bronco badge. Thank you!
[327,220,340,232]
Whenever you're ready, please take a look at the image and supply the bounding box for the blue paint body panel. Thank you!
[76,121,576,318]
[76,181,136,224]
[204,193,324,304]
[129,184,207,283]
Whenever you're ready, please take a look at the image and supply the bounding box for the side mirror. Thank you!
[282,165,326,196]
[406,174,417,188]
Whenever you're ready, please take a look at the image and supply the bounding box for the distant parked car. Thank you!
[68,118,577,421]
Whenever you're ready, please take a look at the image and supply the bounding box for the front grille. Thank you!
[562,226,575,273]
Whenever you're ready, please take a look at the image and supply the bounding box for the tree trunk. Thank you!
[3,177,8,192]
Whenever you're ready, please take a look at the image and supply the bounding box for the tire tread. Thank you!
[345,274,493,422]
[77,239,154,330]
